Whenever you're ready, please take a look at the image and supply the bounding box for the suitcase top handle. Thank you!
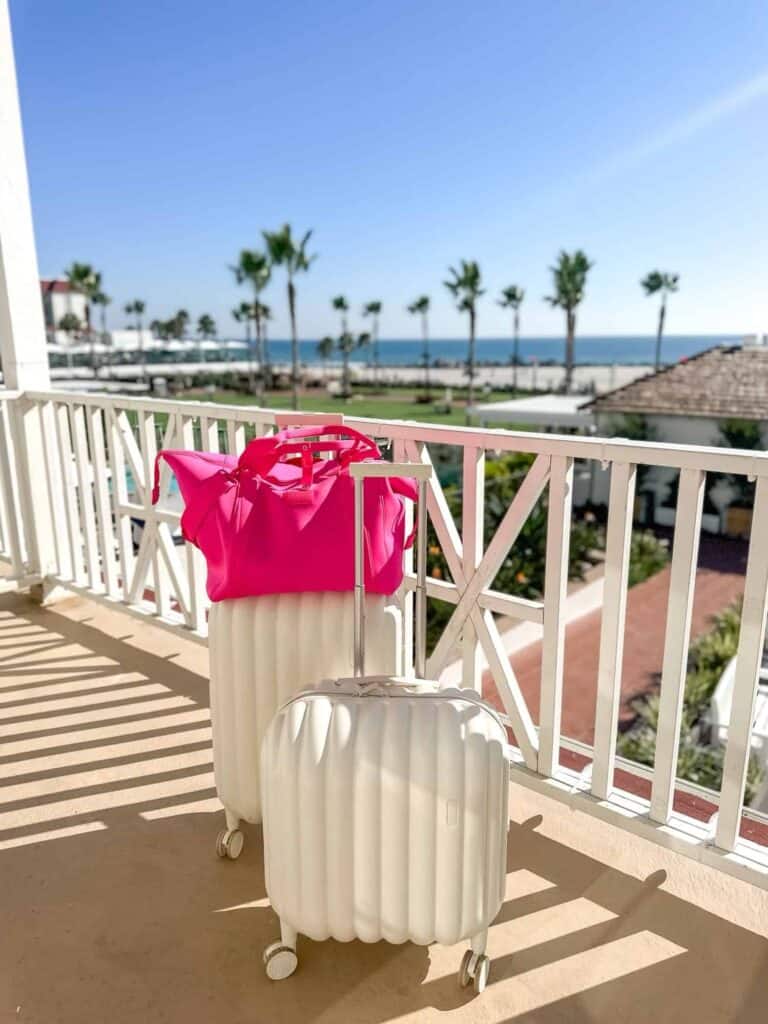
[350,462,432,680]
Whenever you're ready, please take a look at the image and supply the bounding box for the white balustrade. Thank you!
[0,386,767,888]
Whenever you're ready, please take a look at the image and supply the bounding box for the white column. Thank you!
[0,1,56,581]
[0,0,50,389]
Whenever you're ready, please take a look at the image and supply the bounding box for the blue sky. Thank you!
[10,0,768,340]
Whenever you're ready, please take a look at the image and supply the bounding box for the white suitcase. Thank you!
[208,592,401,858]
[260,462,509,994]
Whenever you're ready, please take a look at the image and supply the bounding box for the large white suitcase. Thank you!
[208,592,401,857]
[260,463,509,994]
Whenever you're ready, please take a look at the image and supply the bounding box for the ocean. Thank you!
[256,335,740,367]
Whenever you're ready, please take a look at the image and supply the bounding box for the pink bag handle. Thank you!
[237,424,380,485]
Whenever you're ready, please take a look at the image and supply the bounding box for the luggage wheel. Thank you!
[459,950,490,995]
[263,942,298,981]
[215,827,244,860]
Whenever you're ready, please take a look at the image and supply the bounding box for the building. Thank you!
[585,343,768,532]
[40,278,89,344]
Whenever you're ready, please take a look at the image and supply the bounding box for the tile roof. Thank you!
[40,279,72,294]
[585,345,768,420]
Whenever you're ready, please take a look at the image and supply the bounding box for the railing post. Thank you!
[592,461,636,800]
[649,468,705,824]
[461,446,485,692]
[538,455,574,777]
[715,474,768,851]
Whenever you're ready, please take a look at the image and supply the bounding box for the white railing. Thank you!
[2,386,768,887]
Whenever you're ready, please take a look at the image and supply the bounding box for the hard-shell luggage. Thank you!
[260,462,509,994]
[208,591,401,858]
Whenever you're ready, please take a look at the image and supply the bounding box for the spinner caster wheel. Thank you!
[215,828,244,860]
[458,949,474,988]
[263,942,298,981]
[473,954,490,995]
[458,950,490,995]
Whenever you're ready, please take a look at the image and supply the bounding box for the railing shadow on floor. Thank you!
[1,590,767,1023]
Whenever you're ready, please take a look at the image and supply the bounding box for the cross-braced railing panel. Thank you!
[2,388,768,888]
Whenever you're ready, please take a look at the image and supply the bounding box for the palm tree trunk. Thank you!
[138,317,146,381]
[288,277,299,410]
[246,317,255,394]
[422,313,431,397]
[373,318,379,387]
[564,310,575,392]
[513,310,519,393]
[655,299,666,371]
[343,350,350,398]
[263,323,272,393]
[466,306,476,425]
[253,308,262,398]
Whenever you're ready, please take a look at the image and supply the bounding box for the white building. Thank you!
[40,278,89,345]
[585,342,768,532]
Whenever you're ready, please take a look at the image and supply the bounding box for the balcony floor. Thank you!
[1,587,767,1024]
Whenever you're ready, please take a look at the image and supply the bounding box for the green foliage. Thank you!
[262,224,315,279]
[544,250,593,313]
[627,530,669,587]
[717,418,762,507]
[497,285,525,312]
[196,314,216,339]
[426,452,600,647]
[641,270,680,297]
[444,260,484,312]
[58,312,81,335]
[617,601,762,803]
[718,418,763,451]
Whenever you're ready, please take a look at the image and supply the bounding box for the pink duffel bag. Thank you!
[152,424,418,601]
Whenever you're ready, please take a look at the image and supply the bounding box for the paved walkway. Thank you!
[483,534,749,743]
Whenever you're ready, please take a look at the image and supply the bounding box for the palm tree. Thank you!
[263,224,316,410]
[172,309,189,340]
[337,331,370,398]
[317,336,335,380]
[332,295,349,335]
[497,285,525,392]
[196,314,216,366]
[64,262,100,333]
[362,301,382,385]
[124,299,147,376]
[255,301,273,397]
[91,290,111,374]
[642,271,680,371]
[197,314,216,339]
[407,295,431,397]
[232,249,271,396]
[545,250,593,392]
[92,290,110,341]
[58,312,81,371]
[64,263,101,372]
[444,261,484,422]
[232,301,255,387]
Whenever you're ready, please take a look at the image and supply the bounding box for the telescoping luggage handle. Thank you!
[350,462,432,680]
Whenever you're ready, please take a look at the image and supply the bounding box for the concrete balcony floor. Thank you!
[1,587,767,1024]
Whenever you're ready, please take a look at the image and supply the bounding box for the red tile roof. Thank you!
[40,279,72,294]
[585,345,768,420]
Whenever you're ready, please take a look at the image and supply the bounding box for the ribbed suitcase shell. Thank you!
[261,682,508,946]
[208,594,401,824]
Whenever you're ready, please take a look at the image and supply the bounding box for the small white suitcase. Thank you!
[260,462,509,994]
[208,592,401,858]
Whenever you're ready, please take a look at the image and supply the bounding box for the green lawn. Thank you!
[176,386,526,428]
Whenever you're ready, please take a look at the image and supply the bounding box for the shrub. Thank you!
[617,600,762,803]
[627,530,669,587]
